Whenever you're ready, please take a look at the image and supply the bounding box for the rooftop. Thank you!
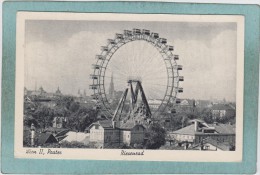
[208,123,235,134]
[173,122,235,135]
[37,133,56,145]
[203,137,231,151]
[120,120,145,130]
[98,120,114,128]
[173,124,196,135]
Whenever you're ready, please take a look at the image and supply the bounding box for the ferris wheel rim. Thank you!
[91,29,182,117]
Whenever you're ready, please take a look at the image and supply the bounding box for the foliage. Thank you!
[23,94,99,133]
[55,96,74,110]
[229,143,235,151]
[145,123,166,149]
[33,105,54,129]
[69,102,80,113]
[120,144,132,149]
[59,141,90,148]
[23,115,38,127]
[41,143,61,148]
[200,108,214,124]
[159,144,184,150]
[216,115,234,124]
[132,143,144,149]
[67,106,98,132]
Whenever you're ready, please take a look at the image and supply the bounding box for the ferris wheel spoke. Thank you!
[142,70,168,80]
[91,29,181,117]
[145,87,166,99]
[108,62,129,74]
[141,65,167,76]
[144,84,168,89]
[142,76,169,80]
[144,84,166,93]
[105,76,128,84]
[106,66,128,77]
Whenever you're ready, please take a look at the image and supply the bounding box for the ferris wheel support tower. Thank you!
[112,79,152,122]
[90,28,184,118]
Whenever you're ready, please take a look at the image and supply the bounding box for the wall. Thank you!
[130,126,145,144]
[104,129,122,147]
[89,124,105,143]
[173,134,195,142]
[194,133,235,145]
[122,130,131,145]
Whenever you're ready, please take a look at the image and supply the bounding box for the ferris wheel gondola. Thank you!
[90,28,184,118]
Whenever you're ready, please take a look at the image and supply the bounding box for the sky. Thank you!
[24,20,237,101]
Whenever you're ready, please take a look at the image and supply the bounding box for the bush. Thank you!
[60,141,89,148]
[145,123,166,149]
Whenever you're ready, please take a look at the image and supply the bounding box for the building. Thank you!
[89,120,146,148]
[120,120,146,146]
[52,116,68,128]
[211,104,236,119]
[55,86,62,96]
[24,128,58,147]
[60,131,90,145]
[24,86,63,106]
[192,137,232,151]
[168,119,235,150]
[89,120,119,148]
[195,100,212,108]
[148,99,162,110]
[36,133,58,146]
[176,99,196,113]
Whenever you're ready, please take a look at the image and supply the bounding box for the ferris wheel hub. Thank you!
[91,28,184,118]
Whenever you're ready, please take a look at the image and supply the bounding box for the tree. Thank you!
[67,106,98,132]
[59,141,89,148]
[145,123,166,149]
[24,115,38,127]
[55,96,74,110]
[171,114,185,130]
[69,102,80,113]
[33,105,54,129]
[200,108,214,124]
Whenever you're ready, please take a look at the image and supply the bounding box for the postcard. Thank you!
[14,12,244,162]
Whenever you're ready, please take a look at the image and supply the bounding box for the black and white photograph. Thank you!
[15,12,244,161]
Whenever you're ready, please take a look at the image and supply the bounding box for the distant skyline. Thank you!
[24,19,237,101]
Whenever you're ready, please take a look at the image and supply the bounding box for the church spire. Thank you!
[56,86,61,94]
[84,89,86,97]
[108,73,114,99]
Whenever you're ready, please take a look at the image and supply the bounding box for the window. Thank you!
[95,125,99,129]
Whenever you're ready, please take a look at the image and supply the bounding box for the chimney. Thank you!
[30,123,36,146]
[194,120,198,132]
[112,121,116,129]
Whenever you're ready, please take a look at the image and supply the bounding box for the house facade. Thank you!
[168,120,235,150]
[53,116,68,128]
[89,120,146,148]
[211,104,236,119]
[120,122,146,146]
[192,137,232,151]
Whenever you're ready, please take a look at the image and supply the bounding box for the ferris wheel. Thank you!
[90,28,184,118]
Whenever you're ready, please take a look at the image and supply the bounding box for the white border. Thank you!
[15,12,244,162]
